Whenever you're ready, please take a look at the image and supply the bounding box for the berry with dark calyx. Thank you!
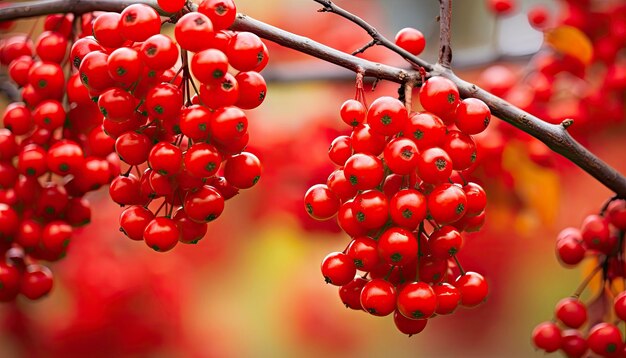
[158,0,185,13]
[119,4,161,42]
[455,98,491,135]
[346,236,379,271]
[378,227,418,266]
[183,185,225,223]
[417,147,453,184]
[587,323,623,357]
[198,0,237,31]
[384,137,419,175]
[360,278,397,317]
[454,271,488,307]
[328,135,352,166]
[340,99,366,127]
[366,96,408,136]
[419,76,460,123]
[223,152,262,189]
[339,276,368,310]
[173,209,208,244]
[428,183,467,225]
[393,310,428,336]
[580,214,612,254]
[555,228,586,266]
[353,189,389,230]
[429,226,463,259]
[344,153,384,190]
[143,217,180,252]
[397,281,437,319]
[321,252,356,286]
[120,205,155,241]
[304,184,341,221]
[389,189,427,230]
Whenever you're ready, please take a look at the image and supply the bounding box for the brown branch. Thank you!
[438,0,453,67]
[312,0,432,71]
[1,0,626,198]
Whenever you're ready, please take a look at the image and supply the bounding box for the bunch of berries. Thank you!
[304,75,491,335]
[533,198,626,357]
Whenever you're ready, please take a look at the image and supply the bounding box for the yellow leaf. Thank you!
[545,26,593,65]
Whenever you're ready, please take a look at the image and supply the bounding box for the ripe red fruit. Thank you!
[107,47,142,85]
[615,291,626,321]
[109,174,141,205]
[184,142,222,178]
[120,205,155,241]
[143,217,180,252]
[339,276,368,310]
[433,283,461,315]
[119,4,161,42]
[455,98,491,135]
[395,27,426,56]
[175,12,214,52]
[346,236,379,271]
[321,252,356,286]
[184,185,225,223]
[397,282,437,319]
[337,200,369,238]
[389,189,427,230]
[429,226,463,259]
[148,142,183,176]
[419,77,460,121]
[417,147,452,184]
[3,103,33,135]
[115,131,152,165]
[235,71,267,110]
[607,200,626,230]
[20,265,53,300]
[146,83,183,120]
[173,209,208,244]
[226,32,266,72]
[327,169,357,202]
[366,96,408,136]
[192,49,228,83]
[560,329,587,358]
[33,99,65,130]
[350,123,386,155]
[41,221,73,255]
[223,152,262,189]
[92,12,125,48]
[580,214,612,253]
[198,0,237,31]
[158,0,185,13]
[304,184,341,221]
[532,321,561,353]
[428,183,467,225]
[340,99,366,127]
[555,228,586,266]
[360,278,397,316]
[384,137,419,175]
[35,31,68,63]
[328,135,352,166]
[47,140,84,175]
[0,262,20,302]
[587,323,623,356]
[555,297,587,329]
[210,106,247,143]
[463,182,487,216]
[393,310,428,336]
[140,34,179,71]
[353,190,388,230]
[344,153,384,190]
[454,271,488,307]
[441,130,477,171]
[377,227,418,266]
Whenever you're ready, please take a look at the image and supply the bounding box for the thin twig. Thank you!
[438,0,453,67]
[351,39,378,56]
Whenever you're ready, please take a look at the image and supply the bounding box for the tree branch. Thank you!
[438,0,453,67]
[1,0,626,197]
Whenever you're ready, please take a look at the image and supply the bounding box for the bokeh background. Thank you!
[1,0,626,357]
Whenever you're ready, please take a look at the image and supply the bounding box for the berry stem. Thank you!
[572,262,604,298]
[453,254,465,276]
[384,265,396,281]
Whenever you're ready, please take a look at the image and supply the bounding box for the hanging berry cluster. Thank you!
[0,0,269,301]
[75,1,267,252]
[533,198,626,357]
[304,74,490,335]
[0,13,121,301]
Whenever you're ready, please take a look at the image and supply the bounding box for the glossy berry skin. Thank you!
[107,47,142,85]
[397,282,437,319]
[463,182,487,216]
[607,200,626,230]
[429,226,463,259]
[148,142,183,176]
[417,147,452,184]
[353,190,388,230]
[384,137,419,175]
[327,169,357,202]
[3,103,33,135]
[35,31,68,63]
[337,200,369,238]
[119,4,161,42]
[198,0,237,31]
[328,135,352,166]
[555,228,586,266]
[532,321,562,353]
[428,183,467,225]
[173,209,208,244]
[344,153,384,190]
[614,291,626,321]
[433,283,461,315]
[339,277,368,310]
[419,77,460,121]
[393,310,428,336]
[226,32,266,72]
[360,279,397,316]
[555,297,587,329]
[366,96,408,136]
[346,236,379,271]
[350,124,386,156]
[146,83,183,120]
[184,185,225,223]
[184,142,222,178]
[235,71,267,110]
[395,28,426,56]
[115,131,152,165]
[120,205,154,241]
[580,215,612,254]
[140,34,179,71]
[143,217,179,252]
[321,252,356,286]
[442,130,477,171]
[0,262,20,302]
[587,323,623,357]
[560,329,587,358]
[455,98,491,135]
[175,12,214,52]
[378,227,418,266]
[340,99,366,127]
[304,184,340,221]
[47,140,84,175]
[109,174,141,205]
[20,265,53,300]
[158,0,185,13]
[192,49,228,83]
[454,271,488,307]
[389,189,427,230]
[223,152,262,189]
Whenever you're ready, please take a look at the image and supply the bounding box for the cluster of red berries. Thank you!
[70,1,266,252]
[304,75,490,335]
[0,14,122,301]
[533,198,626,357]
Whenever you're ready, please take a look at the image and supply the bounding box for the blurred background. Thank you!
[1,0,626,357]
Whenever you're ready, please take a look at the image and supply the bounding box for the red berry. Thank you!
[455,98,491,135]
[384,137,419,175]
[555,297,587,329]
[175,12,214,52]
[184,185,225,223]
[417,147,452,184]
[395,28,426,56]
[223,152,262,189]
[120,205,154,241]
[556,228,586,266]
[428,183,467,225]
[340,99,366,127]
[587,323,623,356]
[389,189,427,230]
[353,190,388,230]
[304,184,341,221]
[360,278,396,316]
[454,271,488,307]
[198,0,237,31]
[344,153,384,190]
[321,252,356,286]
[532,321,561,353]
[560,329,587,358]
[397,281,437,319]
[20,265,53,300]
[419,77,460,122]
[433,283,461,315]
[615,291,626,321]
[346,236,379,271]
[378,227,418,266]
[429,226,463,259]
[119,4,161,42]
[393,310,428,336]
[143,217,180,252]
[366,96,408,136]
[339,276,368,310]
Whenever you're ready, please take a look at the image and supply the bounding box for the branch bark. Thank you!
[438,0,453,67]
[1,0,626,197]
